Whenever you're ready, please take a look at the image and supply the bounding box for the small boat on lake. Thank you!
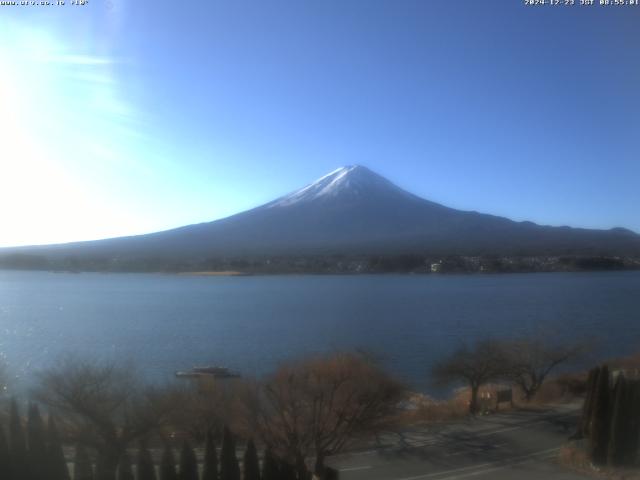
[175,365,241,379]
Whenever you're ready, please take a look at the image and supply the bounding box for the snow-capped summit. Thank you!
[267,165,412,208]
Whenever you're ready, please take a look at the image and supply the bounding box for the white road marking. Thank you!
[444,441,507,456]
[392,462,493,480]
[444,450,470,457]
[339,465,373,472]
[391,447,560,480]
[335,449,380,457]
[435,451,558,479]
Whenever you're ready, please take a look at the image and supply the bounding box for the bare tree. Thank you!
[247,352,405,479]
[432,340,506,414]
[168,377,238,442]
[499,337,585,401]
[34,358,177,480]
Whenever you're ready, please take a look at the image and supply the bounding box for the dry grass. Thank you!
[559,443,592,472]
[515,374,586,406]
[400,384,522,425]
[522,351,640,408]
[400,374,589,427]
[608,352,640,371]
[558,442,640,480]
[559,443,640,480]
[400,392,468,424]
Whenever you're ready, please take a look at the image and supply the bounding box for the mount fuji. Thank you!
[3,166,640,268]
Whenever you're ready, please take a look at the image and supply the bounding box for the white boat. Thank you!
[175,366,241,379]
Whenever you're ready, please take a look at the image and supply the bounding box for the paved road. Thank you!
[327,404,590,480]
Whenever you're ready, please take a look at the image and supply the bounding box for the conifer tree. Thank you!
[178,440,198,480]
[242,440,260,480]
[278,458,296,480]
[137,442,157,480]
[159,444,178,480]
[27,403,47,480]
[10,399,27,480]
[117,452,135,480]
[74,445,94,480]
[580,367,599,437]
[47,416,70,480]
[589,364,611,465]
[202,431,218,480]
[323,466,339,480]
[624,380,640,465]
[260,448,279,480]
[607,374,627,466]
[220,427,240,480]
[0,424,11,480]
[95,453,113,480]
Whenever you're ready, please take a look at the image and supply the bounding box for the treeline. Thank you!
[1,252,638,274]
[0,402,321,480]
[0,353,401,480]
[577,365,640,467]
[0,401,68,480]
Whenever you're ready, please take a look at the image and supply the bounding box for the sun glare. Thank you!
[0,27,143,247]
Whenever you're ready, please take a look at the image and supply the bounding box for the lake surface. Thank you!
[1,270,639,394]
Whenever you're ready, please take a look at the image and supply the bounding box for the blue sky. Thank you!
[1,1,639,246]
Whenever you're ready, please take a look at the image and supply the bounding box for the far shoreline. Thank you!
[1,267,640,277]
[177,270,250,276]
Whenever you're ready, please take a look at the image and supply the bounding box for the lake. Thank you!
[1,270,639,394]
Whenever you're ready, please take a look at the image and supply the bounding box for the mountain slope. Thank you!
[3,165,640,263]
